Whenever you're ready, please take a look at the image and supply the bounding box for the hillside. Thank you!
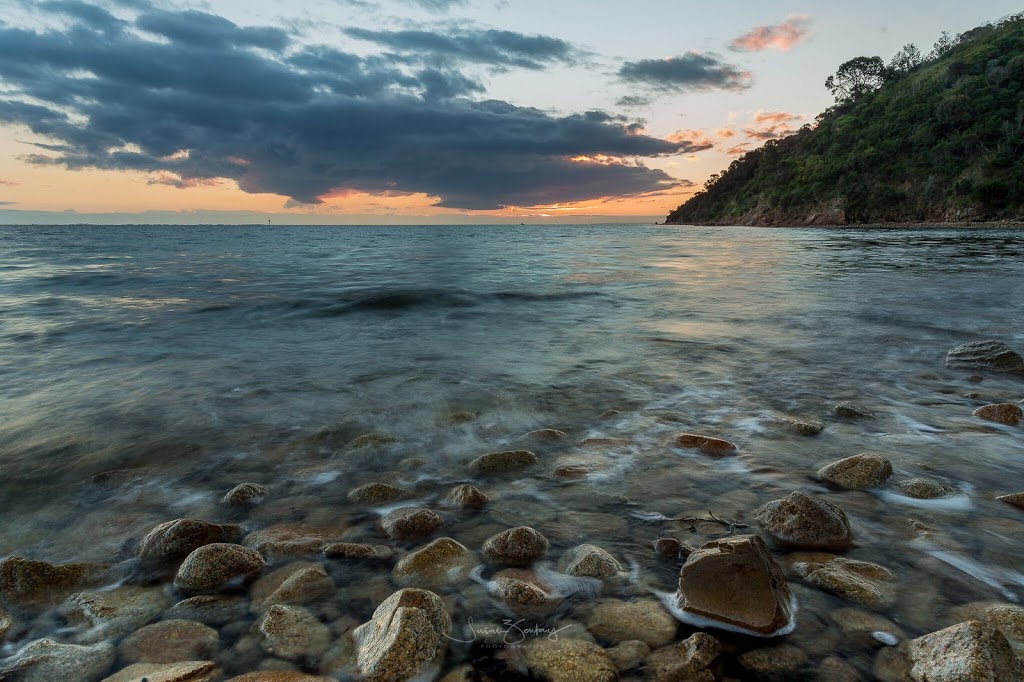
[665,15,1024,226]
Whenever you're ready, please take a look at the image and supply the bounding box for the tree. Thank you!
[889,43,922,75]
[928,31,957,60]
[825,56,887,103]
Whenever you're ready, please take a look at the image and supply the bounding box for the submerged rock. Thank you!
[442,484,489,509]
[253,563,334,612]
[62,585,172,643]
[221,483,268,507]
[790,553,897,609]
[351,588,450,682]
[834,401,874,418]
[137,519,242,567]
[174,543,265,593]
[582,599,677,648]
[490,569,561,616]
[257,604,331,662]
[347,483,413,505]
[755,491,854,550]
[467,450,538,474]
[521,428,568,441]
[896,478,952,499]
[945,340,1024,373]
[605,640,650,671]
[482,526,550,566]
[165,595,250,626]
[378,507,443,540]
[224,673,333,682]
[118,619,220,664]
[644,632,721,682]
[737,645,809,681]
[393,538,477,587]
[973,403,1023,425]
[0,556,109,608]
[996,492,1024,510]
[674,535,796,637]
[347,433,398,448]
[774,417,825,436]
[908,620,1023,681]
[0,639,115,682]
[817,453,893,490]
[244,523,349,557]
[323,543,394,561]
[673,433,738,456]
[557,544,622,579]
[517,639,616,682]
[100,661,220,682]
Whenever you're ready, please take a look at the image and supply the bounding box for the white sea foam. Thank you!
[875,489,973,511]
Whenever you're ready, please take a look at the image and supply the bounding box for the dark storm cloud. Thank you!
[0,6,693,209]
[36,0,127,32]
[619,52,752,93]
[343,26,582,69]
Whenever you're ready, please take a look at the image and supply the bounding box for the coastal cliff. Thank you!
[666,15,1024,226]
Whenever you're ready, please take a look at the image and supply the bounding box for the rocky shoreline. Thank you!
[662,218,1024,229]
[0,340,1023,681]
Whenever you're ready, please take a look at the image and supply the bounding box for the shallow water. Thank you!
[1,224,1023,677]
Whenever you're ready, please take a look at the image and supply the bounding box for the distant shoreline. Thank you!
[663,219,1024,229]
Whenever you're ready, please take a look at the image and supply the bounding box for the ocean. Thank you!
[1,223,1023,677]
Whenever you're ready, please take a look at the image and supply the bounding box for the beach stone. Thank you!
[737,645,809,681]
[257,604,331,662]
[323,543,394,561]
[0,557,109,608]
[973,403,1022,425]
[579,437,630,447]
[118,619,219,664]
[165,595,250,626]
[62,585,172,643]
[599,409,621,420]
[0,605,12,640]
[482,526,549,566]
[0,639,115,682]
[448,411,476,423]
[755,491,853,550]
[254,564,334,612]
[874,646,913,682]
[347,482,413,505]
[393,537,477,587]
[225,673,333,682]
[816,657,862,682]
[673,432,738,456]
[491,569,560,616]
[775,417,824,436]
[896,478,951,499]
[997,492,1024,509]
[644,632,721,682]
[518,639,616,682]
[522,428,568,441]
[654,536,693,561]
[582,598,677,648]
[352,588,450,682]
[100,661,220,682]
[443,484,489,509]
[347,433,398,448]
[138,519,243,566]
[557,544,622,579]
[244,523,349,557]
[818,454,893,490]
[908,620,1023,681]
[831,607,906,643]
[222,483,268,507]
[790,554,897,609]
[606,640,650,671]
[948,602,1024,656]
[468,450,538,474]
[378,507,443,540]
[945,340,1024,373]
[174,543,265,593]
[675,535,795,637]
[835,401,874,418]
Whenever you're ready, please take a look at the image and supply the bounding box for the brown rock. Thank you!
[393,538,477,587]
[443,484,489,509]
[790,554,897,609]
[834,402,874,418]
[323,543,394,561]
[222,483,268,507]
[257,604,331,662]
[174,543,265,593]
[973,403,1023,425]
[818,454,893,490]
[737,645,810,681]
[100,661,220,682]
[518,639,616,682]
[775,417,824,436]
[673,433,738,456]
[605,640,650,671]
[467,450,538,474]
[347,483,413,505]
[816,657,862,682]
[755,491,853,550]
[598,409,621,420]
[644,632,721,682]
[0,557,109,608]
[557,544,622,579]
[522,428,568,441]
[165,595,249,626]
[582,599,677,648]
[224,673,333,682]
[947,602,1024,657]
[482,526,549,566]
[0,605,12,640]
[874,646,912,682]
[118,619,220,664]
[347,433,398,448]
[62,586,172,642]
[491,569,560,616]
[997,492,1024,510]
[352,588,451,682]
[138,519,242,566]
[945,340,1024,373]
[675,535,796,637]
[447,411,476,423]
[0,639,115,682]
[378,507,443,540]
[254,564,334,611]
[908,620,1023,681]
[896,478,951,499]
[244,523,349,557]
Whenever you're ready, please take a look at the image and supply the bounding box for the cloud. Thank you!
[0,6,695,210]
[0,201,16,206]
[715,127,736,138]
[730,15,812,52]
[742,111,805,140]
[752,110,802,125]
[725,143,751,155]
[666,129,715,150]
[615,95,653,108]
[0,179,17,186]
[618,52,752,95]
[405,0,468,11]
[147,172,223,189]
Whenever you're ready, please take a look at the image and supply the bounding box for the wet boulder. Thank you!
[482,526,549,566]
[973,403,1022,426]
[755,491,853,551]
[834,401,874,418]
[789,553,897,609]
[251,563,334,612]
[378,507,443,540]
[62,585,173,643]
[945,340,1024,373]
[346,483,413,505]
[896,478,952,499]
[908,620,1023,681]
[516,639,616,682]
[997,492,1024,510]
[351,588,450,682]
[442,484,489,509]
[244,523,350,558]
[100,661,220,682]
[490,569,561,616]
[257,604,331,663]
[673,433,738,456]
[137,519,242,566]
[817,454,893,490]
[0,639,115,682]
[582,598,678,648]
[165,595,250,626]
[644,632,721,682]
[557,544,622,579]
[467,450,538,474]
[0,556,110,608]
[323,543,394,561]
[774,417,824,436]
[737,644,809,681]
[221,483,268,507]
[393,538,477,587]
[174,543,265,593]
[118,619,220,664]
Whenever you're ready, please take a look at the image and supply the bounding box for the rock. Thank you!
[674,535,796,637]
[522,428,568,441]
[606,640,649,671]
[165,595,250,626]
[393,538,477,587]
[578,437,630,447]
[831,607,906,643]
[0,557,109,608]
[816,657,862,682]
[467,450,538,474]
[896,478,951,499]
[62,586,172,642]
[347,433,398,448]
[351,588,450,682]
[755,491,854,550]
[378,507,443,540]
[100,661,220,682]
[347,483,413,505]
[973,403,1023,425]
[174,543,265,593]
[254,564,334,611]
[224,673,333,682]
[557,544,622,579]
[323,543,394,561]
[775,417,824,436]
[834,402,874,418]
[653,536,693,561]
[222,483,268,507]
[443,484,489,509]
[118,619,220,664]
[997,492,1024,510]
[482,526,550,566]
[945,340,1024,373]
[818,454,893,490]
[737,645,809,681]
[582,599,677,648]
[599,409,621,420]
[448,411,476,423]
[947,602,1024,657]
[257,604,331,662]
[0,639,115,681]
[908,620,1023,681]
[490,569,560,616]
[518,639,616,682]
[137,519,242,566]
[790,554,897,609]
[0,605,12,640]
[874,646,912,682]
[644,632,721,682]
[673,433,738,456]
[244,523,349,557]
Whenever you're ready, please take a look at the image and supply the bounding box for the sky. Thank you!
[0,0,1020,224]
